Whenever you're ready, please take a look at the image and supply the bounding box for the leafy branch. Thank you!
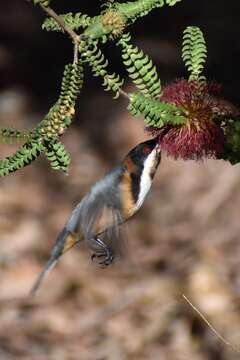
[1,0,239,176]
[0,0,184,177]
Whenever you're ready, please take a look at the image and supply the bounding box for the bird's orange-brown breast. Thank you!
[119,157,140,219]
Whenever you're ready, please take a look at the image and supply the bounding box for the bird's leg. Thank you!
[91,238,114,267]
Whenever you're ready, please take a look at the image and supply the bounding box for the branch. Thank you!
[119,88,130,100]
[39,5,80,43]
[182,294,240,354]
[26,1,80,44]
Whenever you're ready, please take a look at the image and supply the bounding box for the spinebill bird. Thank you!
[31,138,161,295]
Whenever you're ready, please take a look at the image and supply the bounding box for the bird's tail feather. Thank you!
[30,227,81,296]
[30,257,57,296]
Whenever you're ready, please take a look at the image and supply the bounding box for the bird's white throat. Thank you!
[135,149,157,211]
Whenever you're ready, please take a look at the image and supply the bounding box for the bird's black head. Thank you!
[126,138,159,164]
[123,137,161,176]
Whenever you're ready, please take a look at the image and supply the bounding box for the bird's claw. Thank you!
[91,238,114,268]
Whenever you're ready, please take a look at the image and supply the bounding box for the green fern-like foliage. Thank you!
[82,1,166,42]
[37,61,84,139]
[33,0,51,6]
[100,0,115,9]
[42,13,92,32]
[113,0,164,25]
[128,92,186,127]
[0,61,83,177]
[81,12,125,43]
[81,40,124,98]
[182,26,207,81]
[42,0,183,42]
[43,141,71,172]
[1,0,193,177]
[58,62,84,108]
[118,33,161,99]
[0,140,44,177]
[81,0,182,42]
[0,128,32,144]
[166,0,182,5]
[42,10,124,42]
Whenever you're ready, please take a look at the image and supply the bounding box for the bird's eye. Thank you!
[143,146,151,155]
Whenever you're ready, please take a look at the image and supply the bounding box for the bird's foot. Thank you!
[91,238,114,268]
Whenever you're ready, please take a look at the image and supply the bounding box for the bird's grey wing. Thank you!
[30,170,124,294]
[85,204,127,261]
[79,194,126,259]
[67,167,126,259]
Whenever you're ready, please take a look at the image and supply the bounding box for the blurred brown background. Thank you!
[1,1,240,359]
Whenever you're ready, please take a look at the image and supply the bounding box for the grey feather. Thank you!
[67,166,124,239]
[31,166,125,295]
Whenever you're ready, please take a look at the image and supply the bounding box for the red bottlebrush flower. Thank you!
[149,79,233,160]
